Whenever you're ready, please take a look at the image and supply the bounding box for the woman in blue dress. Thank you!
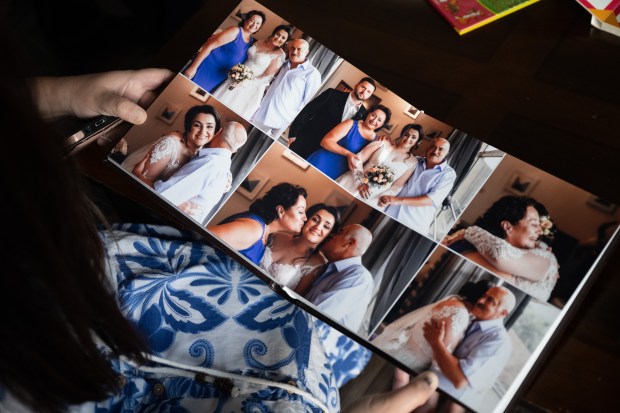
[208,182,308,265]
[183,10,266,92]
[306,104,392,179]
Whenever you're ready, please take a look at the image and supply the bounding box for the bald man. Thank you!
[378,137,456,236]
[251,38,322,138]
[155,121,248,223]
[304,224,374,332]
[423,285,515,400]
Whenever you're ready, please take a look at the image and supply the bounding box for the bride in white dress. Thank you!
[371,280,491,372]
[336,124,422,208]
[260,203,339,291]
[211,25,291,119]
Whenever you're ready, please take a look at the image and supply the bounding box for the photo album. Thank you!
[79,1,620,412]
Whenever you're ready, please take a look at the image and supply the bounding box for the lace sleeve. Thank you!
[430,303,469,353]
[148,135,179,164]
[257,52,286,86]
[353,140,383,187]
[464,226,557,282]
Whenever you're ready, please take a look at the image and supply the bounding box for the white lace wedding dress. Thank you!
[371,297,470,372]
[336,140,417,206]
[464,226,560,301]
[259,247,320,290]
[211,45,285,119]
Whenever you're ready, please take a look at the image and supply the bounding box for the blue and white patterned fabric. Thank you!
[70,224,367,413]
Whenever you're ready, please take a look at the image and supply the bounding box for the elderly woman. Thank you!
[208,182,308,265]
[183,10,266,92]
[130,104,221,188]
[443,195,560,302]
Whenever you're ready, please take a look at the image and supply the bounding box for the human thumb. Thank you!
[100,93,148,125]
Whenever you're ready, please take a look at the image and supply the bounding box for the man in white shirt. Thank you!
[251,38,322,138]
[154,121,248,223]
[378,137,456,236]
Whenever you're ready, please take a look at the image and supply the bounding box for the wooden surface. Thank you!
[48,0,620,411]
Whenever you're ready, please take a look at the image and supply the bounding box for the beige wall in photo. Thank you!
[459,155,620,244]
[217,0,291,42]
[209,142,357,225]
[120,74,250,170]
[320,61,454,141]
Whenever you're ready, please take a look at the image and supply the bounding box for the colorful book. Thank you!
[428,0,541,35]
[575,0,620,37]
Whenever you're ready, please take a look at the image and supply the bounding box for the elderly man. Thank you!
[304,224,374,333]
[288,77,376,158]
[251,38,322,138]
[154,121,248,223]
[423,285,515,401]
[378,137,456,236]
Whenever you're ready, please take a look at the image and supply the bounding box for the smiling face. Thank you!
[288,39,309,65]
[278,195,307,234]
[364,109,387,130]
[470,287,508,321]
[301,209,336,245]
[399,128,420,149]
[187,113,217,148]
[504,205,542,249]
[243,14,264,34]
[425,138,449,167]
[270,29,289,48]
[353,81,375,101]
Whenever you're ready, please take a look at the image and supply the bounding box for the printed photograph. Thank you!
[369,245,562,413]
[207,142,437,338]
[115,73,271,225]
[442,154,620,308]
[181,0,339,140]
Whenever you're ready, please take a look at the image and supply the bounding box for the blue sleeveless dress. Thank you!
[306,121,373,179]
[193,27,252,93]
[219,211,266,265]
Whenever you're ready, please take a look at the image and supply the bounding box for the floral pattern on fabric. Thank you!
[73,223,341,413]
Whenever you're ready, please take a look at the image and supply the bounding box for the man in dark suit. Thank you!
[288,77,377,158]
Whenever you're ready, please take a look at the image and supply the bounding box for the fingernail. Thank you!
[413,371,438,390]
[131,108,147,125]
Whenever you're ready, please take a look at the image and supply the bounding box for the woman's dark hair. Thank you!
[249,182,307,224]
[183,104,221,139]
[1,30,148,413]
[458,279,494,305]
[365,104,392,132]
[394,123,424,158]
[303,203,341,250]
[238,10,267,28]
[270,24,293,46]
[474,195,541,239]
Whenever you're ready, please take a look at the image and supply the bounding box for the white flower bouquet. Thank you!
[364,164,395,188]
[227,63,254,90]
